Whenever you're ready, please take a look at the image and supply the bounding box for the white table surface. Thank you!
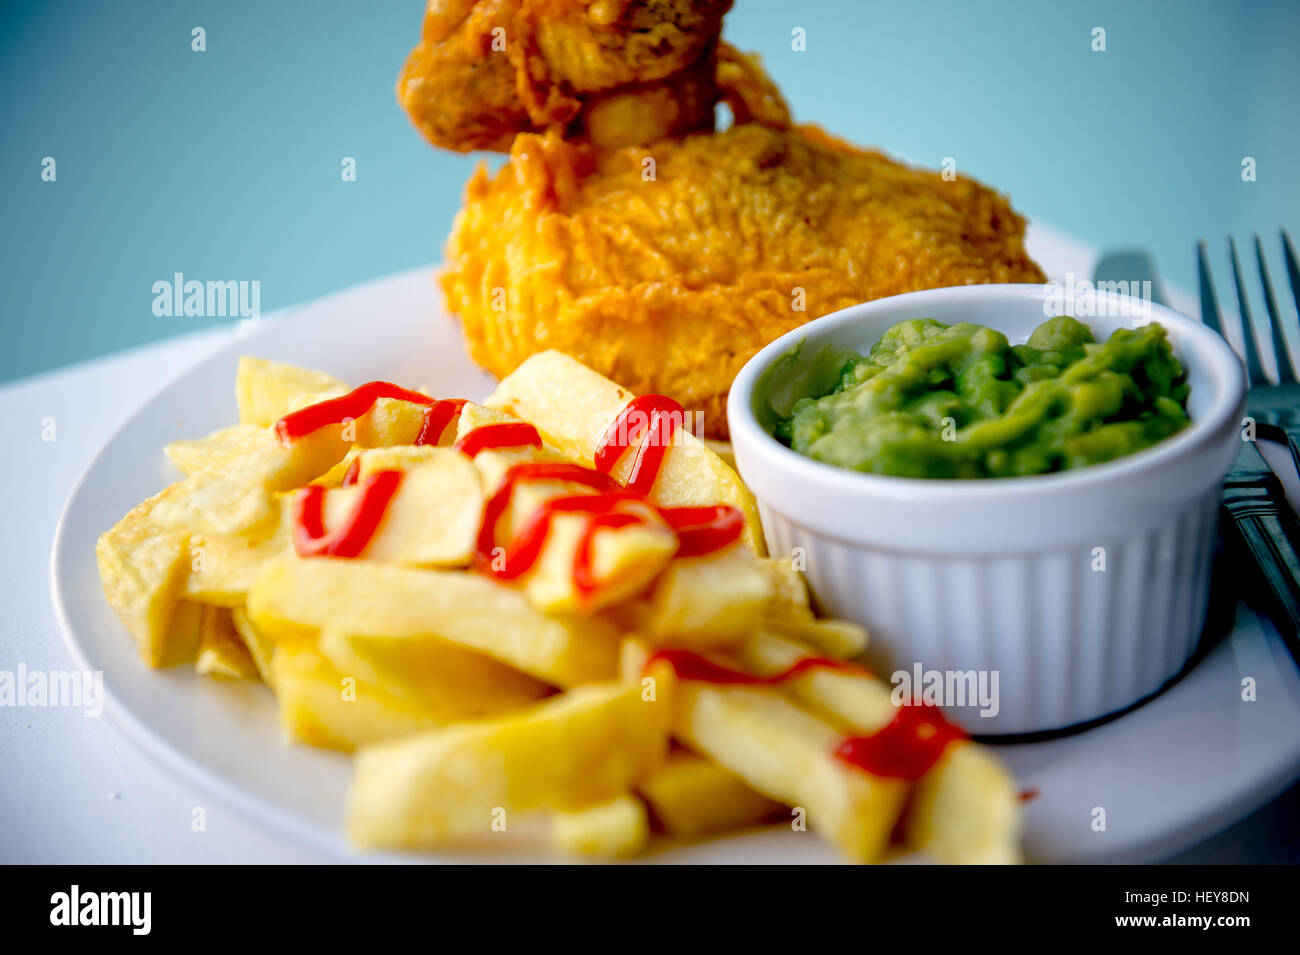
[4,322,1298,864]
[3,325,327,863]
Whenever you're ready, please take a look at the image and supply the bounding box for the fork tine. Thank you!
[1228,236,1269,385]
[1255,234,1296,383]
[1197,240,1225,337]
[1285,230,1300,328]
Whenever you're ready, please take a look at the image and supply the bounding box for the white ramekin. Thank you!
[727,284,1245,735]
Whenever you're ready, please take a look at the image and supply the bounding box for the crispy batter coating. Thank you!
[715,42,790,129]
[404,1,1045,437]
[442,124,1045,437]
[399,0,733,152]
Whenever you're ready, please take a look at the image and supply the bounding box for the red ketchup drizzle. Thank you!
[414,399,467,447]
[659,505,745,557]
[833,707,968,782]
[595,394,684,495]
[484,470,638,588]
[476,463,620,578]
[274,381,433,444]
[646,649,961,781]
[644,648,867,685]
[554,495,646,595]
[279,386,740,594]
[340,457,361,487]
[291,469,403,558]
[475,462,743,598]
[454,422,542,459]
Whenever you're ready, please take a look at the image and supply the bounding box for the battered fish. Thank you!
[442,123,1044,437]
[399,0,732,151]
[402,0,1045,436]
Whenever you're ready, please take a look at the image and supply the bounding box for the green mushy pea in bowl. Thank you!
[758,316,1191,479]
[726,284,1245,733]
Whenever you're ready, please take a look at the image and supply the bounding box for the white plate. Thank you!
[50,223,1300,862]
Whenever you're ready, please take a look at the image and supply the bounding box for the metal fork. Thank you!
[1199,232,1300,459]
[1200,231,1300,645]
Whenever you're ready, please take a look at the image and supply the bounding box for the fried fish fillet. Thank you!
[399,0,733,151]
[402,0,1045,436]
[442,123,1045,437]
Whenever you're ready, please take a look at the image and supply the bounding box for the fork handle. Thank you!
[1222,474,1300,637]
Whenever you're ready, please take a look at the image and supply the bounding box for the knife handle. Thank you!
[1221,473,1300,639]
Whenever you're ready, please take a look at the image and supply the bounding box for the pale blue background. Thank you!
[2,0,1297,383]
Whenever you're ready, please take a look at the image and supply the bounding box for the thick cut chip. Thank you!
[756,559,868,657]
[355,396,430,447]
[283,391,432,449]
[269,643,455,751]
[196,605,259,680]
[353,445,443,479]
[153,428,349,535]
[552,794,650,858]
[481,464,676,615]
[485,351,764,552]
[455,401,569,493]
[738,631,1020,864]
[673,680,909,864]
[758,557,813,618]
[236,357,348,427]
[317,452,482,567]
[638,751,782,838]
[703,438,736,469]
[230,607,278,684]
[96,487,193,667]
[311,448,361,488]
[317,627,550,712]
[284,390,344,414]
[641,547,773,648]
[164,600,204,664]
[347,680,670,849]
[764,616,869,660]
[738,631,895,728]
[164,423,266,475]
[247,556,621,687]
[521,505,677,616]
[904,742,1022,865]
[454,401,521,439]
[625,634,905,863]
[185,496,293,606]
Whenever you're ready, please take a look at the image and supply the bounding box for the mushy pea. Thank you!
[759,316,1190,479]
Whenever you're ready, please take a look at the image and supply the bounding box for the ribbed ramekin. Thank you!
[727,284,1245,735]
